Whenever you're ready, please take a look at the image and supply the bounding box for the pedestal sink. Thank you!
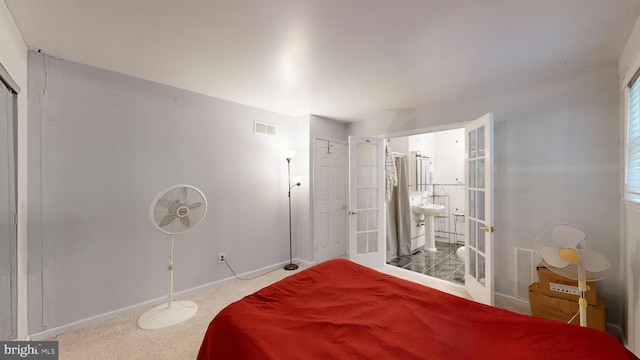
[411,204,445,216]
[411,204,445,252]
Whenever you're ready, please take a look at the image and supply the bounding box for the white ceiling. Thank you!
[5,0,640,121]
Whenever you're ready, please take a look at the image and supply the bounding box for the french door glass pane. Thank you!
[357,143,376,165]
[357,212,366,232]
[357,166,377,187]
[469,130,476,158]
[469,160,476,187]
[368,231,378,252]
[469,219,477,248]
[470,248,477,279]
[357,233,367,254]
[357,188,366,208]
[367,188,377,208]
[478,158,485,188]
[469,190,476,218]
[368,210,377,230]
[478,224,486,253]
[478,126,485,157]
[478,254,486,285]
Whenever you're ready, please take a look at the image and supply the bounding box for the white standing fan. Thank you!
[532,223,616,327]
[138,184,207,330]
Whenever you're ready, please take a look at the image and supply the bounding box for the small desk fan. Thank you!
[532,223,616,327]
[138,184,207,330]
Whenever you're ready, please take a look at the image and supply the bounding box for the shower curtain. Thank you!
[386,155,411,262]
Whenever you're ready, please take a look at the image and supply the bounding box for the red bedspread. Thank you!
[198,259,638,359]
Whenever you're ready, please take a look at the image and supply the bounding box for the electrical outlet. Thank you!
[218,253,225,264]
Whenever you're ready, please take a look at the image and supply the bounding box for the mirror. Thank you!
[415,153,431,191]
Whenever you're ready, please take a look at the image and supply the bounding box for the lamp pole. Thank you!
[284,157,299,271]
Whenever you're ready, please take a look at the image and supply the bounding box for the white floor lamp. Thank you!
[285,151,301,271]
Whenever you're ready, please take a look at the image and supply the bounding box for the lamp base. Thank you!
[284,263,299,271]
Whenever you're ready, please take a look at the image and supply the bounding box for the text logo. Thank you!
[0,342,58,359]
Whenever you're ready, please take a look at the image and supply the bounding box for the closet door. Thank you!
[0,79,17,340]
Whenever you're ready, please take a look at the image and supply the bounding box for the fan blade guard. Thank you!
[551,225,585,248]
[578,249,611,273]
[149,184,207,235]
[541,246,569,268]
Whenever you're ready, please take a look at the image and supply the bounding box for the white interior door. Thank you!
[314,139,348,263]
[348,136,385,268]
[464,112,495,306]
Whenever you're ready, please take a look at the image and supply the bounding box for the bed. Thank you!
[198,259,638,359]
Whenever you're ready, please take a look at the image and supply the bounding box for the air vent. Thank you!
[254,121,276,136]
[515,248,534,300]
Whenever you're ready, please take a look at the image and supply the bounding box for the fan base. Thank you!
[138,301,198,330]
[284,263,299,271]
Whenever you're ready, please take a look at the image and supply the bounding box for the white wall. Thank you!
[432,129,465,186]
[26,52,309,336]
[349,61,623,328]
[295,115,311,262]
[619,13,640,354]
[0,2,28,340]
[431,129,465,240]
[310,115,348,144]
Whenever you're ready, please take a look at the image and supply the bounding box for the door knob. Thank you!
[479,225,497,233]
[349,210,358,215]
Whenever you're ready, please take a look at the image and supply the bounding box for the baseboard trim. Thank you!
[607,323,625,345]
[495,292,529,304]
[32,260,622,344]
[30,258,306,340]
[494,292,531,315]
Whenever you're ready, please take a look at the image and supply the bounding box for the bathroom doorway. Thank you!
[385,127,466,285]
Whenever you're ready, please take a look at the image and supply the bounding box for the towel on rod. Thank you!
[385,144,397,201]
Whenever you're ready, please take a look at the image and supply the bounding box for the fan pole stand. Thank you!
[138,235,198,330]
[578,264,587,327]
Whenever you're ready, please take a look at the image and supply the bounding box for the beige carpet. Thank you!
[52,263,471,360]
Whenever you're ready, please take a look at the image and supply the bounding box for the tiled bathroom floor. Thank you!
[387,239,539,318]
[388,240,464,285]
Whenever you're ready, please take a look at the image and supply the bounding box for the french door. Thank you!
[464,113,495,306]
[348,136,385,268]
